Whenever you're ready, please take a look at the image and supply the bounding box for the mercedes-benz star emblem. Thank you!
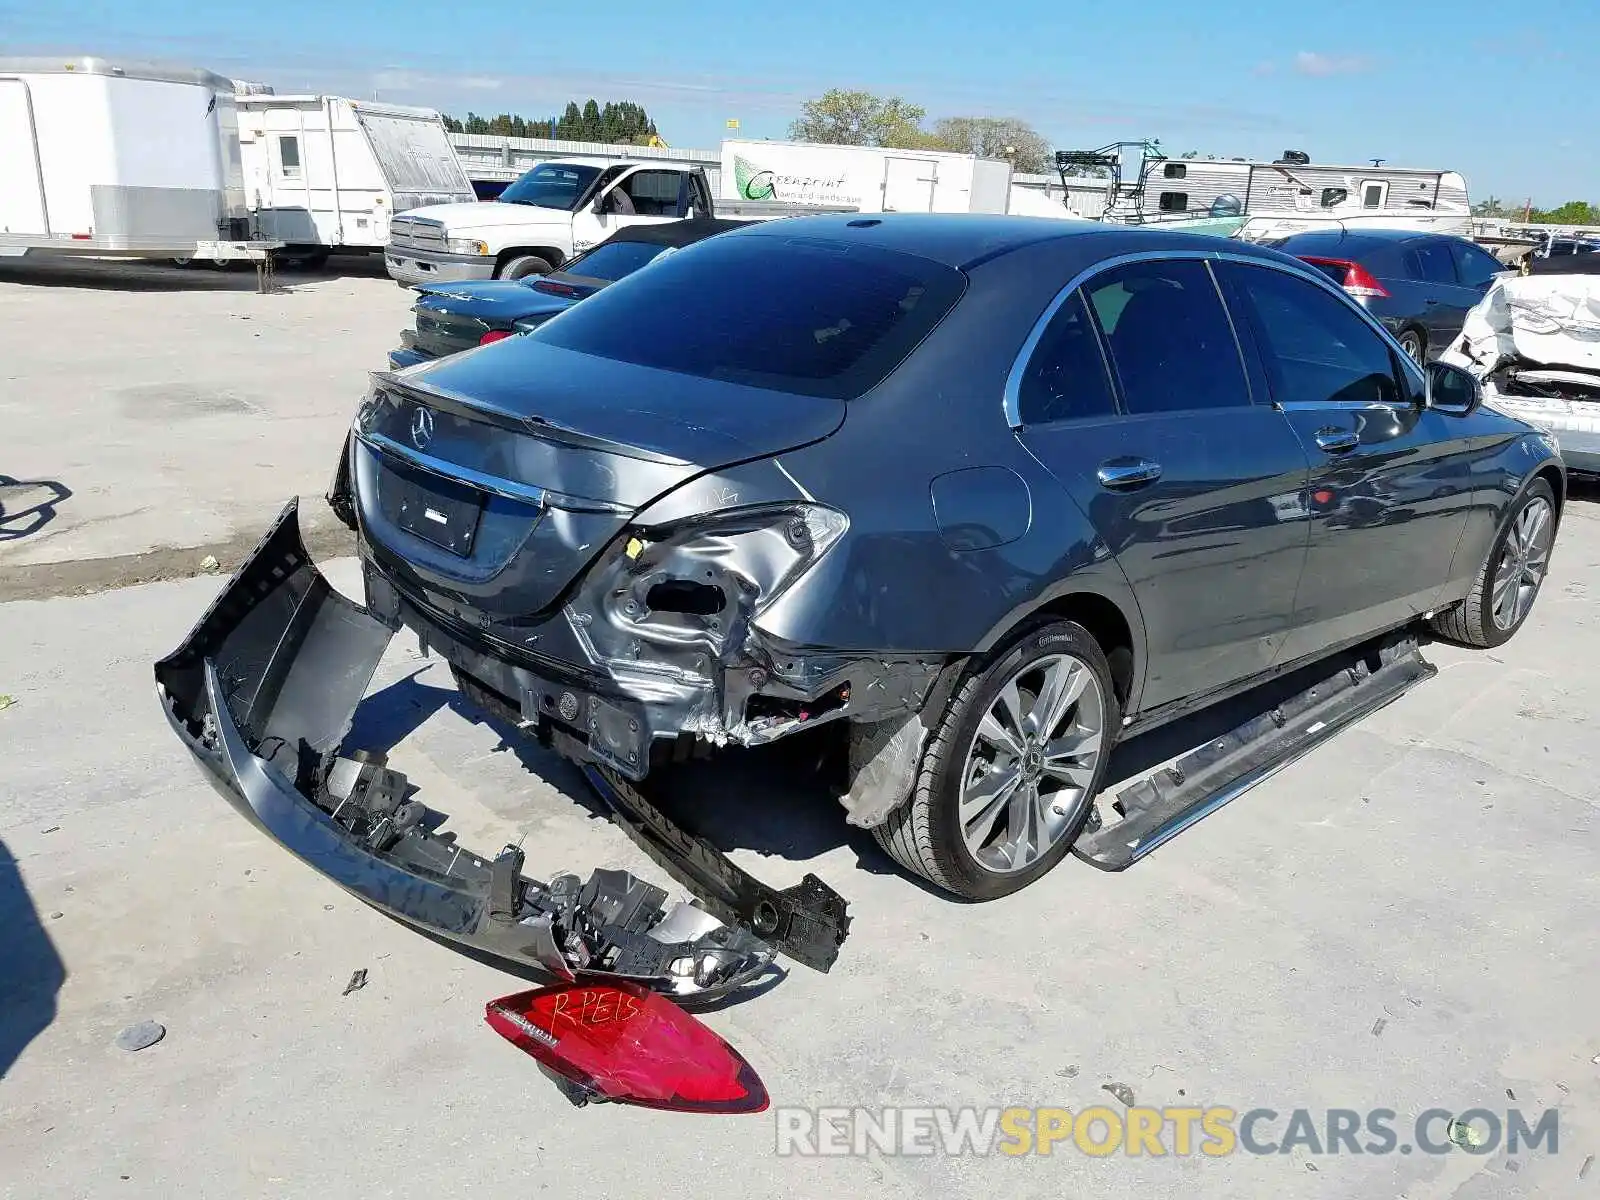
[410,406,434,450]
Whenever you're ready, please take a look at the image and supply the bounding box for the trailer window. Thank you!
[1320,187,1349,208]
[531,236,966,400]
[1361,180,1388,209]
[1163,163,1187,179]
[1158,192,1189,213]
[276,135,302,179]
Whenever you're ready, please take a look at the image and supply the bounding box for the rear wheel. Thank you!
[1397,327,1426,364]
[1429,479,1556,648]
[874,620,1117,900]
[498,254,554,281]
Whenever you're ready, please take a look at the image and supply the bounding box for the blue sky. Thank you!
[2,0,1593,204]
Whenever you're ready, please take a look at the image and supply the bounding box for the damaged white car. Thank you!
[1441,264,1600,476]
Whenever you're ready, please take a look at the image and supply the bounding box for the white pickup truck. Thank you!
[385,157,849,285]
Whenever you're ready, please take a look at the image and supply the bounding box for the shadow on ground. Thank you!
[0,477,71,541]
[0,839,66,1080]
[0,251,390,294]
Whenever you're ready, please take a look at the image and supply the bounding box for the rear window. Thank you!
[562,241,669,282]
[531,235,965,399]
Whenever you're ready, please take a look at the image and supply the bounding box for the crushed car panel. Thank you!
[1443,269,1600,474]
[154,498,854,995]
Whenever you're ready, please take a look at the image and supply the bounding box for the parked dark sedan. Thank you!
[1270,228,1509,363]
[387,218,750,368]
[158,217,1565,942]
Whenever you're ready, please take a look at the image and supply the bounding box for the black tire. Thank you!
[1429,478,1557,648]
[1397,327,1427,364]
[874,620,1119,900]
[498,254,554,281]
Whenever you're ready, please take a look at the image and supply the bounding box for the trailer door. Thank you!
[882,157,937,212]
[0,79,49,234]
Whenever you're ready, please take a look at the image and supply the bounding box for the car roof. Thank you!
[726,212,1296,272]
[590,217,754,250]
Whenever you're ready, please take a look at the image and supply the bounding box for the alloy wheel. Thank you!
[1491,496,1554,631]
[958,654,1105,873]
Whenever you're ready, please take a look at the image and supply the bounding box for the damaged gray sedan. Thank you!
[158,215,1566,988]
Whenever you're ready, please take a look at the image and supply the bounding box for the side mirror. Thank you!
[1425,360,1483,416]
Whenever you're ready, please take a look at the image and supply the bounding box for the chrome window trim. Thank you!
[1004,247,1426,428]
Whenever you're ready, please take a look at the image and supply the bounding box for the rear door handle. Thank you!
[1096,458,1163,489]
[1423,298,1440,305]
[1313,428,1360,454]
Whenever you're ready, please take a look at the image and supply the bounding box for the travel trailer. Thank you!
[0,57,273,265]
[235,94,477,262]
[1055,143,1471,240]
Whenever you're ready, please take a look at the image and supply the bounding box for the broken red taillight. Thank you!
[1298,256,1390,299]
[486,982,770,1114]
[479,329,514,346]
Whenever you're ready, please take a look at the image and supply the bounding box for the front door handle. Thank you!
[1423,298,1440,306]
[1313,427,1360,454]
[1096,458,1163,489]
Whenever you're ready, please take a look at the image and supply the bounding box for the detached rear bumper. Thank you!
[154,499,849,986]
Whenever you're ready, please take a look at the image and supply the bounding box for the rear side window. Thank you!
[1406,240,1457,284]
[1217,262,1401,406]
[532,235,965,399]
[1016,291,1117,425]
[1085,259,1250,414]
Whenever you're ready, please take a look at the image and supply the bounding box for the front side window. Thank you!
[1016,291,1118,425]
[1407,240,1458,285]
[499,162,603,211]
[533,235,965,400]
[1451,240,1505,288]
[1216,261,1401,406]
[1085,259,1250,414]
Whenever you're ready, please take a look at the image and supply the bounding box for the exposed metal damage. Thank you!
[1443,270,1600,475]
[153,498,850,999]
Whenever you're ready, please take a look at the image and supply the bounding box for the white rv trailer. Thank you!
[719,139,1022,215]
[0,57,275,263]
[235,95,476,260]
[1056,144,1471,239]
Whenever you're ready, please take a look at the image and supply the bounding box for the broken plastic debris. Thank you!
[0,695,15,712]
[1371,1018,1387,1037]
[114,1021,166,1052]
[342,969,368,996]
[199,555,220,573]
[1445,1116,1487,1149]
[1102,1082,1135,1107]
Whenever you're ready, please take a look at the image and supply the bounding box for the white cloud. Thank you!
[1292,51,1375,77]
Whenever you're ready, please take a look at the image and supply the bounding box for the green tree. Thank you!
[789,89,927,148]
[921,116,1053,173]
[1529,199,1600,225]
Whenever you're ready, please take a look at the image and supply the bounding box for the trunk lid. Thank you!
[409,283,575,358]
[353,338,844,618]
